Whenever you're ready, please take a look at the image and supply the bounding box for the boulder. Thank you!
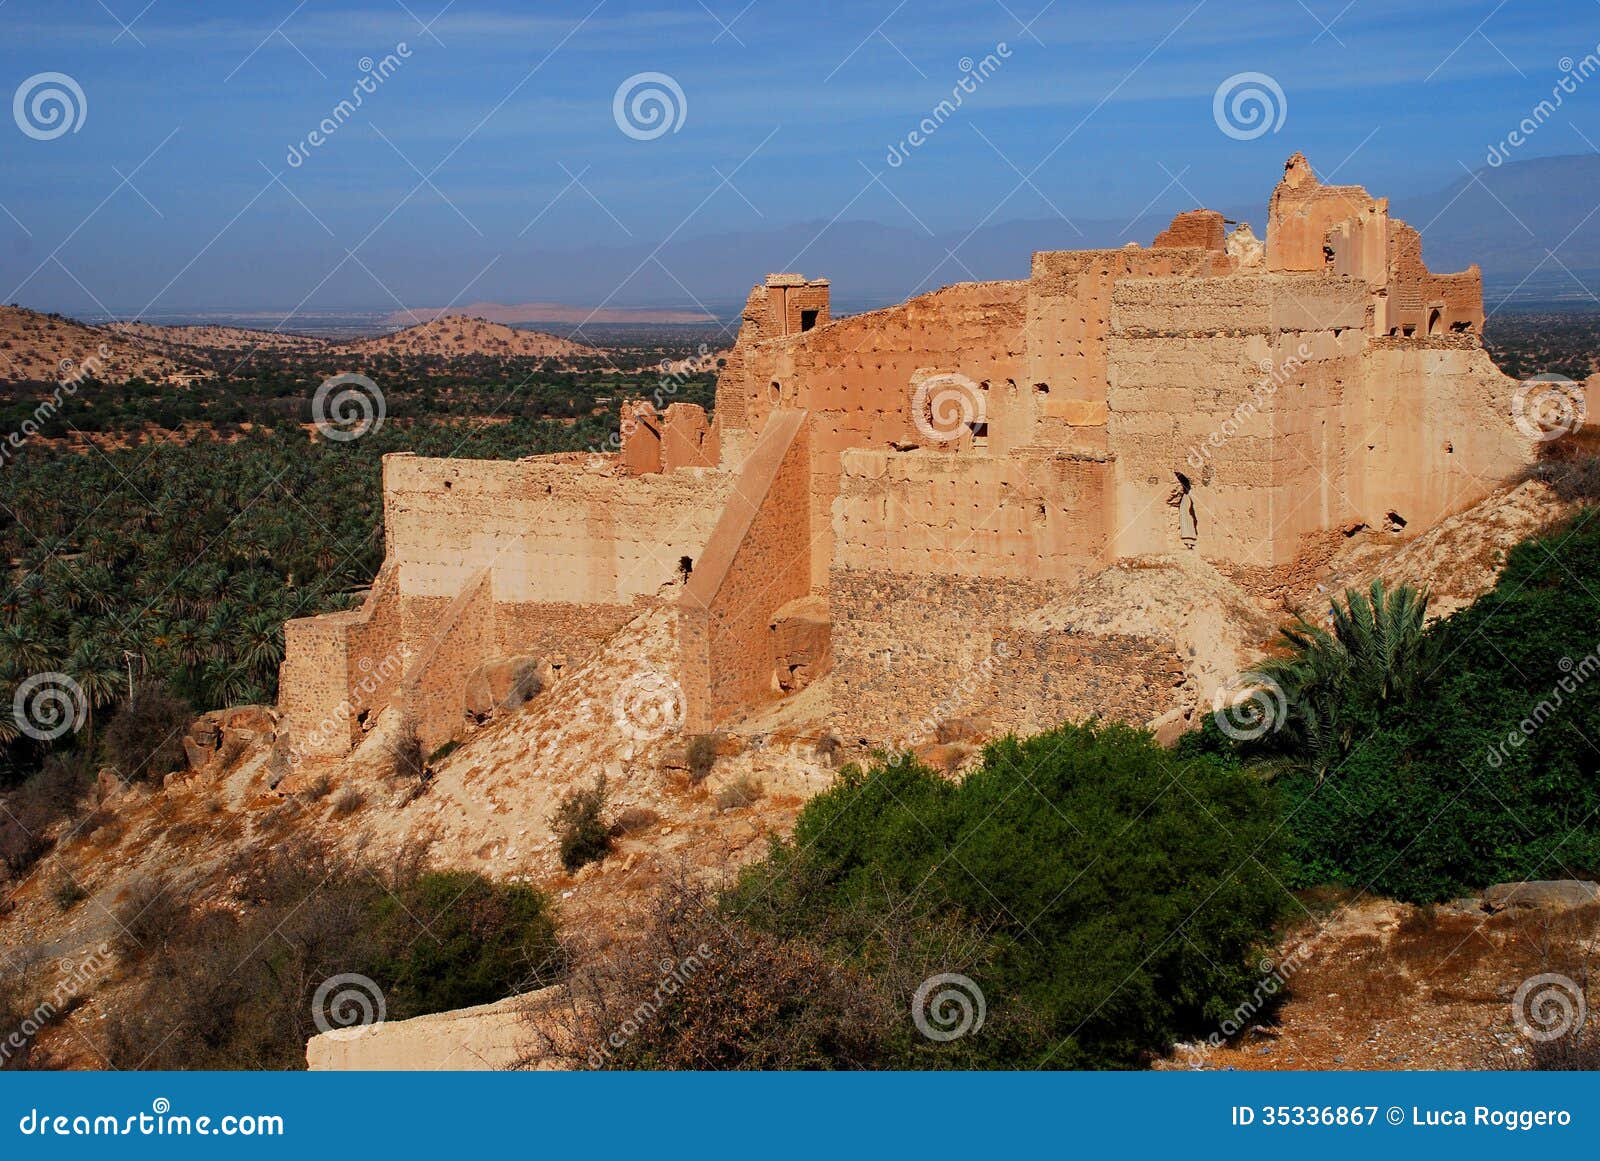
[1482,880,1600,913]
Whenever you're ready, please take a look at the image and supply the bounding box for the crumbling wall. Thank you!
[1021,246,1233,455]
[383,452,727,606]
[1107,272,1367,568]
[680,410,812,731]
[830,570,1179,749]
[716,280,1027,587]
[279,564,406,758]
[1351,344,1532,533]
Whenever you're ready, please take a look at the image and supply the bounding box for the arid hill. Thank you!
[0,307,199,385]
[107,321,324,355]
[336,316,591,361]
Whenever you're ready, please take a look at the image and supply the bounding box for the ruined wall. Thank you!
[1107,272,1367,568]
[830,570,1179,748]
[680,410,812,731]
[279,564,406,758]
[716,280,1028,587]
[1267,153,1380,272]
[1020,246,1233,455]
[833,447,1110,581]
[1350,343,1531,532]
[384,453,727,606]
[397,571,497,754]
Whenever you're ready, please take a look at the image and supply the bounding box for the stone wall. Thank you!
[830,569,1179,748]
[383,452,728,606]
[279,564,407,758]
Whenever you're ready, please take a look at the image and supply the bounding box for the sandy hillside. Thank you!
[336,316,591,360]
[107,321,324,355]
[0,307,199,385]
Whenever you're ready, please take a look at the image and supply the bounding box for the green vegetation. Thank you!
[1208,513,1600,902]
[103,838,561,1070]
[557,723,1288,1070]
[550,772,611,872]
[0,346,712,792]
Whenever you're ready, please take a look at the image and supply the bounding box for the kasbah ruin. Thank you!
[276,152,1541,774]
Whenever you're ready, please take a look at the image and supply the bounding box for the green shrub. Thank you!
[1275,512,1600,901]
[550,773,610,872]
[367,871,562,1018]
[728,721,1289,1069]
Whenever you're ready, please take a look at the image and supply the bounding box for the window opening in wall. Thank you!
[770,380,781,402]
[1427,307,1442,336]
[1033,382,1050,395]
[678,556,694,581]
[800,309,818,332]
[1402,325,1416,337]
[968,421,989,448]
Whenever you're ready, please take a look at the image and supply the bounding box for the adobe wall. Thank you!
[680,409,812,731]
[832,447,1111,580]
[830,570,1180,749]
[1350,343,1532,532]
[383,453,728,605]
[1019,246,1234,455]
[279,564,407,758]
[717,280,1028,587]
[1107,272,1367,568]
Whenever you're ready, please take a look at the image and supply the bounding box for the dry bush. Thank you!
[384,717,427,784]
[685,734,719,784]
[112,875,188,961]
[526,876,893,1070]
[301,773,332,801]
[330,786,366,817]
[100,682,191,782]
[714,775,763,812]
[814,731,842,767]
[609,806,659,836]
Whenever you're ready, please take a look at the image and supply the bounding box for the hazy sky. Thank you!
[4,0,1599,314]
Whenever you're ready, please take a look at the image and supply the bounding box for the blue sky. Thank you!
[3,0,1600,314]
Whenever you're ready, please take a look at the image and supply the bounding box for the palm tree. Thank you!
[64,639,124,744]
[1250,580,1437,783]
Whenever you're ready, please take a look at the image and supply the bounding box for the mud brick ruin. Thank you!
[279,153,1535,759]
